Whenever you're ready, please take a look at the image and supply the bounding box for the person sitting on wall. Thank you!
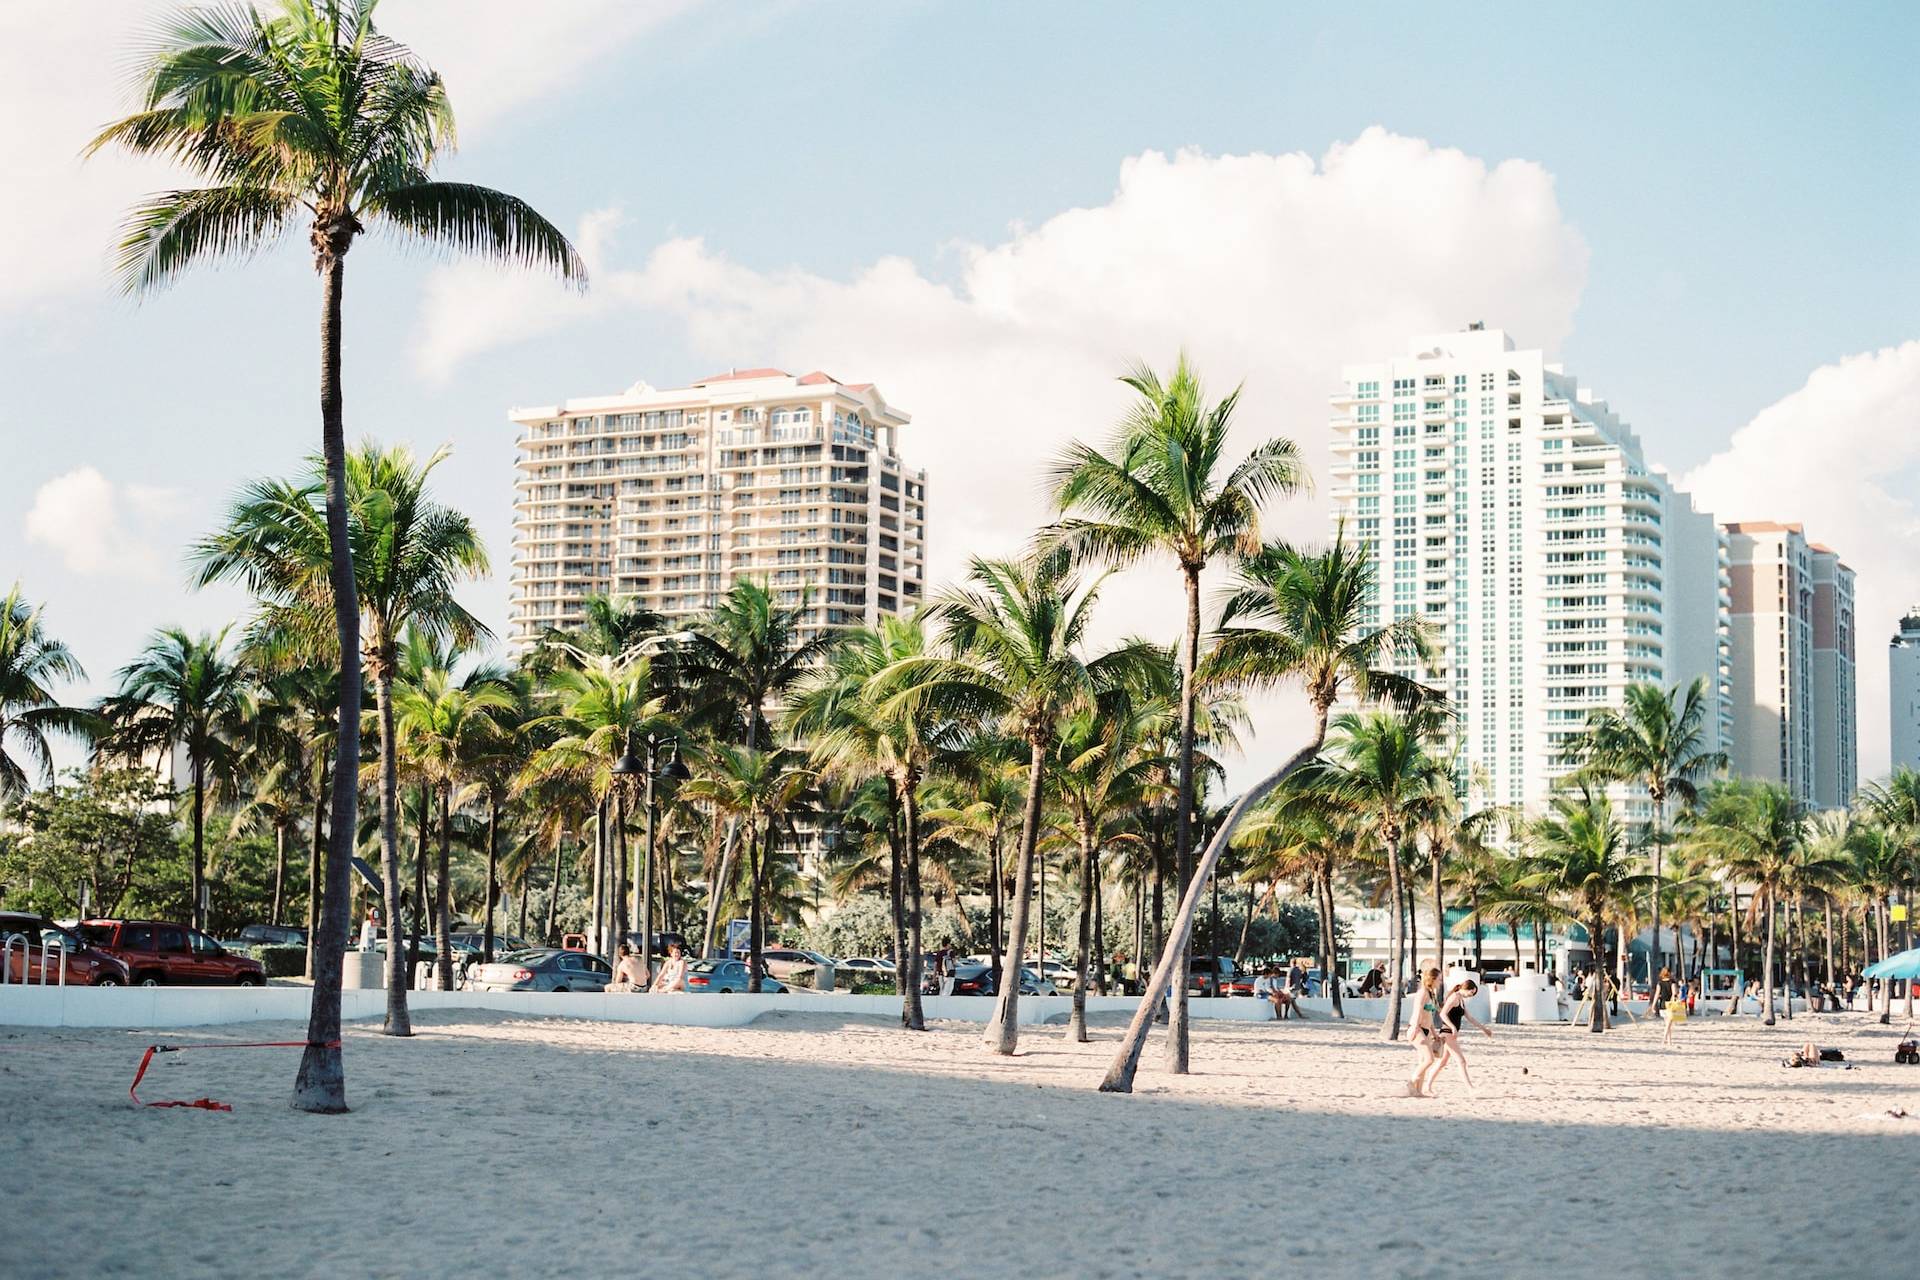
[611,943,650,992]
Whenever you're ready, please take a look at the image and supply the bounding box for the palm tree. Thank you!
[1860,770,1920,1020]
[1048,697,1168,1040]
[468,673,534,963]
[683,580,836,955]
[95,0,583,1113]
[1684,780,1813,1025]
[683,746,812,992]
[1568,678,1726,983]
[394,660,514,989]
[790,615,947,1028]
[196,443,488,1039]
[1523,782,1657,1032]
[1047,353,1304,1071]
[0,586,91,800]
[100,627,251,931]
[877,549,1153,1055]
[229,697,310,928]
[1313,709,1449,1039]
[1101,531,1431,1092]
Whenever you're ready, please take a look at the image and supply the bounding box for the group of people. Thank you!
[1406,965,1493,1096]
[611,941,689,993]
[1251,961,1314,1018]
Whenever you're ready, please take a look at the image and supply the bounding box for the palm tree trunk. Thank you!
[746,816,765,993]
[1649,789,1665,991]
[1163,564,1203,1074]
[1102,705,1330,1093]
[1383,830,1409,1041]
[433,784,455,991]
[543,833,565,945]
[294,246,359,1114]
[374,670,412,1035]
[483,794,500,965]
[902,777,926,1030]
[987,832,1004,980]
[1431,852,1445,976]
[1728,893,1742,1015]
[1471,884,1484,972]
[1507,921,1521,976]
[191,759,206,931]
[1070,822,1095,1042]
[590,799,606,956]
[270,821,288,927]
[1589,913,1608,1032]
[886,787,907,1003]
[1762,890,1779,1024]
[408,787,426,987]
[614,788,630,949]
[1131,874,1144,995]
[305,765,327,981]
[986,739,1048,1055]
[1091,847,1107,996]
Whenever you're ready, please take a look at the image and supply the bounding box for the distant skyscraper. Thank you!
[508,368,928,647]
[1892,608,1920,774]
[1724,523,1856,807]
[1327,325,1730,818]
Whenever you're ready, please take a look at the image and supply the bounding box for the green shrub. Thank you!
[251,945,307,978]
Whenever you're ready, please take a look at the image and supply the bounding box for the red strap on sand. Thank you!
[129,1039,342,1111]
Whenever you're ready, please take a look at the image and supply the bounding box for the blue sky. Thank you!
[4,0,1916,777]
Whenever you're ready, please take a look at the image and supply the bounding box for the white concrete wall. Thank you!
[0,986,1297,1031]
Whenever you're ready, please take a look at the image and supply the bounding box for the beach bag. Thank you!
[1662,1001,1687,1023]
[1819,1048,1845,1062]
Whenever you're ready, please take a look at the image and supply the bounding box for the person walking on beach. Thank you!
[1358,962,1385,998]
[1431,979,1493,1092]
[612,943,650,992]
[1650,966,1682,1044]
[651,942,689,993]
[1407,965,1446,1096]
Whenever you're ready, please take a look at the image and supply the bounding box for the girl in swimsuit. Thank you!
[1431,980,1493,1093]
[1407,966,1445,1096]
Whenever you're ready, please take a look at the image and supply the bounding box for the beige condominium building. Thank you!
[509,368,928,647]
[1724,522,1856,808]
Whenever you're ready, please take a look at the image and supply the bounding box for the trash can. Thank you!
[814,962,836,993]
[342,950,383,990]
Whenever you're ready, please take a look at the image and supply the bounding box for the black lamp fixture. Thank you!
[611,733,644,778]
[659,739,691,782]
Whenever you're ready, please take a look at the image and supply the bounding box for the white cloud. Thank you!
[413,128,1592,778]
[0,0,697,313]
[23,467,185,580]
[1682,341,1920,780]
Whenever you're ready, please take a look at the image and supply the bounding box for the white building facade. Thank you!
[508,369,928,647]
[1893,608,1920,774]
[1327,326,1731,819]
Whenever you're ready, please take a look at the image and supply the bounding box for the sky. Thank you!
[3,0,1917,784]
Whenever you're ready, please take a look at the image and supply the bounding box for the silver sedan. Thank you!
[467,948,612,992]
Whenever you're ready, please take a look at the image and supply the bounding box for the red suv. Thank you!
[76,919,266,987]
[1,912,132,985]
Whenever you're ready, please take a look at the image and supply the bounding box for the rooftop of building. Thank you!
[510,367,906,425]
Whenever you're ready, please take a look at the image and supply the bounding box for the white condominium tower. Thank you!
[509,368,928,647]
[1892,608,1920,774]
[1724,524,1856,808]
[1327,325,1731,817]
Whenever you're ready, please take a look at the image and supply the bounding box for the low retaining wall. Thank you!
[0,986,1296,1031]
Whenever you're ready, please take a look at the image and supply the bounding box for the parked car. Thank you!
[449,932,530,958]
[236,923,307,946]
[757,948,835,982]
[1187,955,1238,997]
[686,959,787,993]
[467,948,612,992]
[75,919,266,987]
[836,956,896,977]
[943,961,1053,997]
[1,912,132,986]
[622,931,690,955]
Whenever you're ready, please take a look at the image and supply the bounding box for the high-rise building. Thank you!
[1326,325,1730,817]
[1723,523,1856,807]
[1887,608,1920,774]
[508,368,928,647]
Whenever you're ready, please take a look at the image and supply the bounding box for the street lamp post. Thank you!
[614,732,690,981]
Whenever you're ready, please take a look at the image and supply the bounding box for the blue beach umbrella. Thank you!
[1863,947,1920,981]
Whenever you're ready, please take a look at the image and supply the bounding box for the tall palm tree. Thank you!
[468,672,534,963]
[1312,709,1450,1039]
[1101,531,1431,1092]
[879,548,1153,1055]
[683,580,836,955]
[1523,782,1657,1032]
[1684,780,1812,1025]
[1047,353,1304,1071]
[100,627,251,931]
[196,443,488,1039]
[96,0,583,1113]
[683,746,812,992]
[1568,678,1726,984]
[394,660,514,988]
[0,586,90,800]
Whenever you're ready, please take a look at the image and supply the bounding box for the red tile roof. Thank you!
[796,371,837,386]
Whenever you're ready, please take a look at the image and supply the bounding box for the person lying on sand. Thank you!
[1785,1043,1852,1069]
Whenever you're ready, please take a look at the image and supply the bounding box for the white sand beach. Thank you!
[4,1009,1915,1278]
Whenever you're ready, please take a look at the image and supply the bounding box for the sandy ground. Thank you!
[3,1007,1916,1279]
